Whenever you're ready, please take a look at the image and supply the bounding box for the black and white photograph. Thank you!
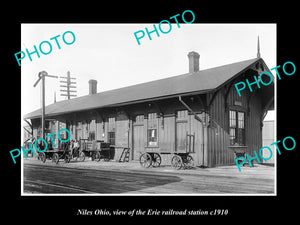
[3,4,298,223]
[21,23,276,195]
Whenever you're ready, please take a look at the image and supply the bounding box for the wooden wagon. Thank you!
[139,133,195,170]
[38,141,71,164]
[79,139,112,162]
[38,139,112,164]
[38,149,69,164]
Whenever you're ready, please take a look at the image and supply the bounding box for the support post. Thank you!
[42,75,45,140]
[33,71,58,141]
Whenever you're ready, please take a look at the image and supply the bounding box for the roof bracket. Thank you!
[224,78,239,111]
[151,101,164,117]
[178,96,204,125]
[207,89,219,109]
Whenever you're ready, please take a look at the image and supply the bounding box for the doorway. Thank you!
[132,115,145,160]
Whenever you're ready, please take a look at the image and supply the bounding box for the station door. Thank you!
[133,124,144,160]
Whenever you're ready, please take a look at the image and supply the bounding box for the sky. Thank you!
[21,23,276,121]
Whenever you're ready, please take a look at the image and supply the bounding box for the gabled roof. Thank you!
[24,58,262,119]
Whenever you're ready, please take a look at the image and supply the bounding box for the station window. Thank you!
[229,110,245,145]
[147,129,157,147]
[108,131,115,145]
[108,117,116,145]
[108,117,115,130]
[134,114,144,124]
[176,110,188,119]
[147,113,158,147]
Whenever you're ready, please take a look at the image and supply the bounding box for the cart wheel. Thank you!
[52,153,59,164]
[40,152,46,163]
[78,151,85,162]
[140,153,152,168]
[151,153,161,167]
[184,155,194,169]
[91,152,96,161]
[171,154,183,170]
[64,154,71,163]
[95,151,101,162]
[91,152,99,161]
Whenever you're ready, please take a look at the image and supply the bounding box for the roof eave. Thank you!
[214,58,261,91]
[24,89,214,120]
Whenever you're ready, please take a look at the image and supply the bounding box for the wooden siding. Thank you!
[207,70,264,167]
[246,92,262,156]
[114,112,130,160]
[133,123,144,160]
[159,115,175,153]
[115,112,129,148]
[207,88,233,167]
[31,98,207,166]
[190,113,205,166]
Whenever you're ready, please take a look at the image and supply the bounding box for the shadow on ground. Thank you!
[24,163,182,194]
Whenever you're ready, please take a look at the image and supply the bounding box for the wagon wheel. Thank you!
[171,154,183,170]
[91,152,96,161]
[95,151,101,162]
[139,153,152,168]
[39,152,46,163]
[40,152,46,163]
[183,155,194,169]
[37,153,41,161]
[104,156,110,162]
[52,153,59,164]
[64,153,71,163]
[151,153,161,167]
[78,151,85,162]
[91,152,100,161]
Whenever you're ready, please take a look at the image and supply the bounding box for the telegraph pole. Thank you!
[60,71,77,99]
[33,71,58,140]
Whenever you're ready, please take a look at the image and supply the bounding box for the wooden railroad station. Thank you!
[24,49,274,168]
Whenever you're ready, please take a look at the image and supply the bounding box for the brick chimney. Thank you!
[188,51,200,73]
[88,79,97,95]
